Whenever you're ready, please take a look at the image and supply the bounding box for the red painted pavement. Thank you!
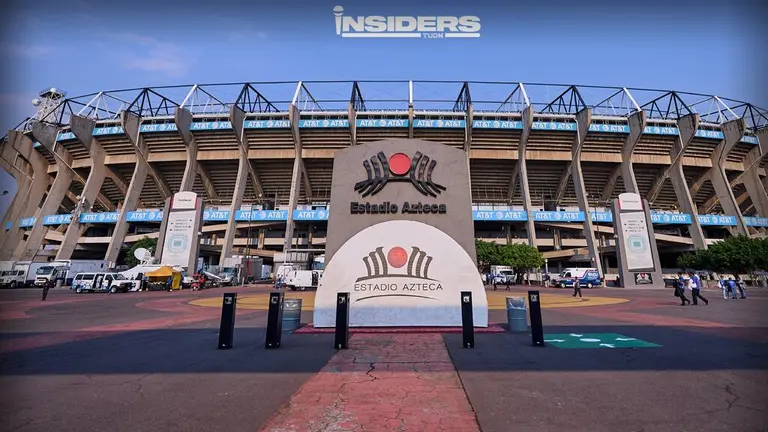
[259,334,480,432]
[295,323,505,334]
[0,297,257,354]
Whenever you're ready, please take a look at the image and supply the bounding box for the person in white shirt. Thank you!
[688,272,709,305]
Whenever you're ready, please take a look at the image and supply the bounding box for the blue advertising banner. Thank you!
[412,119,466,128]
[355,119,409,128]
[643,126,679,136]
[695,130,725,140]
[589,124,629,134]
[472,210,528,221]
[19,217,36,228]
[531,122,577,132]
[202,209,230,222]
[591,212,614,223]
[741,135,759,145]
[650,212,692,224]
[697,214,738,226]
[471,120,523,130]
[4,221,11,230]
[43,214,73,225]
[299,119,349,128]
[244,119,291,129]
[532,211,584,222]
[126,210,164,223]
[140,123,178,133]
[190,121,232,131]
[293,209,329,221]
[234,210,289,221]
[79,212,119,224]
[744,216,768,227]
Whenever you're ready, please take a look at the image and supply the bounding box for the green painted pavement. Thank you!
[543,333,661,349]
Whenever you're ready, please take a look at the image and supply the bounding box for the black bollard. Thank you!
[218,293,237,349]
[265,291,285,349]
[461,291,475,348]
[334,292,350,350]
[528,290,545,346]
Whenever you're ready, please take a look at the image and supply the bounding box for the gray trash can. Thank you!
[55,279,63,289]
[506,297,528,333]
[282,298,303,331]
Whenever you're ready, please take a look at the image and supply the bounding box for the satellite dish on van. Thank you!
[134,248,152,264]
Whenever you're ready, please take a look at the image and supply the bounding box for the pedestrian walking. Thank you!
[689,272,708,305]
[718,277,729,299]
[676,272,691,305]
[572,278,582,298]
[735,276,747,299]
[41,284,50,301]
[727,278,740,300]
[504,277,511,291]
[492,275,498,291]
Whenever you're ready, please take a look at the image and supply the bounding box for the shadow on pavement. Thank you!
[444,324,768,372]
[1,327,337,376]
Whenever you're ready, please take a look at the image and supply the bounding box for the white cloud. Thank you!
[106,33,194,78]
[0,44,53,58]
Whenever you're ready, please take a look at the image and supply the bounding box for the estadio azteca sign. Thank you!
[314,139,488,327]
[351,150,448,215]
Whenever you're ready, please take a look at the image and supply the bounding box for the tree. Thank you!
[124,237,157,267]
[475,239,503,272]
[679,235,768,281]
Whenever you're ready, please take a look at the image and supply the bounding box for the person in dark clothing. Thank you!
[572,279,582,298]
[504,277,511,291]
[676,272,691,305]
[41,284,50,301]
[735,276,747,299]
[689,272,708,305]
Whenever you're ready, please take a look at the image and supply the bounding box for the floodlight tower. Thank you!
[31,87,66,123]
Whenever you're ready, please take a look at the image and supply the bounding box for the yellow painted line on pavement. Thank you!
[189,290,628,311]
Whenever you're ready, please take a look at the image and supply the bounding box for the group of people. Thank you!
[673,272,747,305]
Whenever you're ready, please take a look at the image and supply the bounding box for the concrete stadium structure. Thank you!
[1,81,767,273]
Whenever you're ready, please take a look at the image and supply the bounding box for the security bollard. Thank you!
[461,291,474,348]
[218,293,237,349]
[528,290,545,346]
[335,292,350,350]
[265,291,285,349]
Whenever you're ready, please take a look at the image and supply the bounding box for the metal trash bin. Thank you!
[282,298,303,331]
[506,297,528,333]
[55,279,63,289]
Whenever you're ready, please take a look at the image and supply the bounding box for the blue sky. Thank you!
[0,0,765,217]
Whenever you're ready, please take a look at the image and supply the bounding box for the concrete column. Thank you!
[15,122,73,260]
[0,132,49,260]
[104,111,149,264]
[283,105,303,253]
[348,102,357,146]
[671,114,707,249]
[709,119,749,234]
[571,108,604,275]
[257,229,265,249]
[518,106,537,246]
[621,111,646,194]
[407,104,414,139]
[176,108,198,191]
[0,147,32,257]
[219,106,249,263]
[741,129,768,217]
[56,115,107,260]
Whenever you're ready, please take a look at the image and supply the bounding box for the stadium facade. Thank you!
[1,81,766,274]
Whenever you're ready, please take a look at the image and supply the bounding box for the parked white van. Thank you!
[72,272,138,293]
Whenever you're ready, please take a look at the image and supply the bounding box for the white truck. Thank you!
[9,261,48,287]
[0,269,25,288]
[285,255,325,291]
[34,260,108,287]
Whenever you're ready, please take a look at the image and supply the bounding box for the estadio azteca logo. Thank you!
[354,245,444,302]
[354,151,446,198]
[357,246,435,282]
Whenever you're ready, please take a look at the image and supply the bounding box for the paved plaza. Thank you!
[1,285,766,432]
